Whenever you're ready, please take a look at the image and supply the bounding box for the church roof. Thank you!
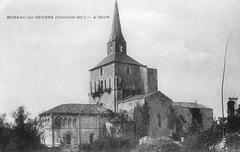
[118,91,172,103]
[173,102,212,109]
[39,104,111,116]
[90,53,145,71]
[108,1,125,42]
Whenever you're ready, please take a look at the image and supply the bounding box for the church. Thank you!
[39,1,213,148]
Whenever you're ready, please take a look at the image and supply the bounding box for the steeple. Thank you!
[107,1,127,55]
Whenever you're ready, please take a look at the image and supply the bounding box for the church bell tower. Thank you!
[89,1,156,113]
[107,1,127,55]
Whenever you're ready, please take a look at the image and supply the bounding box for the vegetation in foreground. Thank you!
[0,106,41,152]
[183,117,240,152]
[2,105,240,152]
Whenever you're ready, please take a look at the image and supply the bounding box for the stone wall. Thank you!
[118,98,145,118]
[115,63,146,100]
[173,106,213,134]
[89,63,115,111]
[39,115,53,146]
[146,68,158,93]
[118,92,173,138]
[146,92,173,137]
[80,115,102,143]
[89,62,158,112]
[200,108,213,130]
[172,106,192,134]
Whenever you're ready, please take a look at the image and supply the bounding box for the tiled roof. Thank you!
[39,104,111,116]
[90,53,145,70]
[119,91,172,103]
[173,102,211,109]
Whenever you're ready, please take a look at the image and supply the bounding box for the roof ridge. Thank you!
[90,53,145,71]
[61,103,94,105]
[172,102,211,109]
[39,103,108,116]
[119,91,161,103]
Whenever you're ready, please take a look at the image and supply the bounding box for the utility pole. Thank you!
[221,36,230,120]
[221,35,231,152]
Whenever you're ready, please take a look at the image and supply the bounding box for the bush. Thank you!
[183,124,222,152]
[226,133,240,149]
[80,136,130,151]
[132,137,183,152]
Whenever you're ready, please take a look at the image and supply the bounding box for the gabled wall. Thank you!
[118,91,173,138]
[146,92,173,137]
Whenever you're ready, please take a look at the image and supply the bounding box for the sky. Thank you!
[0,0,240,119]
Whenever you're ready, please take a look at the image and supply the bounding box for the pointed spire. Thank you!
[107,1,127,55]
[109,0,125,42]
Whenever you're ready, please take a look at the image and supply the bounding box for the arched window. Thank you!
[109,44,113,53]
[98,80,100,91]
[55,117,61,128]
[68,119,72,128]
[109,78,111,89]
[90,133,94,144]
[62,118,65,127]
[64,118,68,127]
[126,66,130,74]
[157,114,161,127]
[73,118,77,127]
[104,80,106,91]
[120,45,124,52]
[100,68,103,76]
[100,80,103,91]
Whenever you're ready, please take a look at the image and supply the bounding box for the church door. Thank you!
[66,134,71,144]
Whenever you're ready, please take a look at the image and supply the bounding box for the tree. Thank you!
[0,113,12,152]
[11,106,41,151]
[0,113,7,128]
[12,106,29,129]
[0,106,42,152]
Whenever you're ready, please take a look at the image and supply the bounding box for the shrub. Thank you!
[80,136,130,151]
[183,123,222,152]
[226,133,240,149]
